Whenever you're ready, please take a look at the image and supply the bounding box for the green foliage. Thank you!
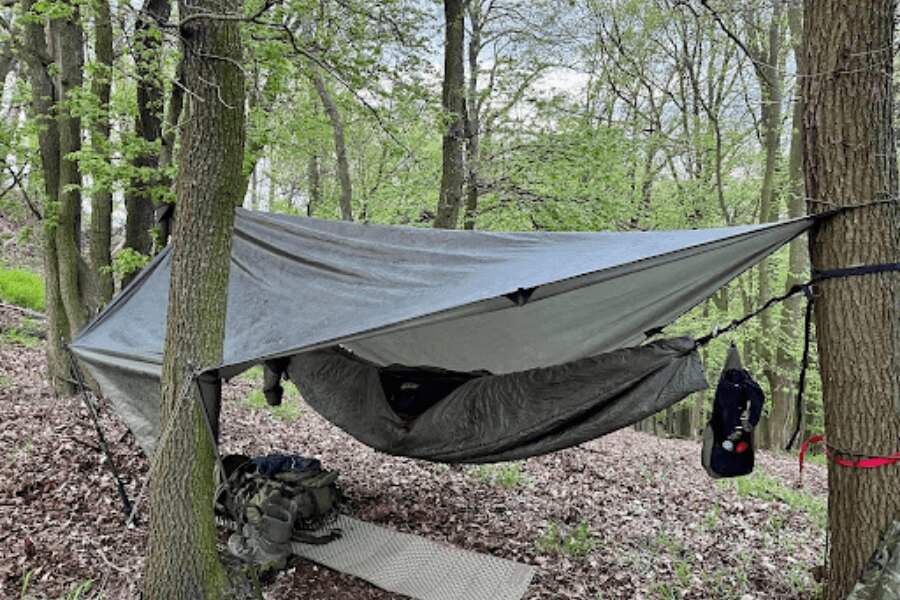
[105,248,151,279]
[20,570,101,600]
[535,521,598,557]
[238,365,265,382]
[717,470,827,529]
[243,387,302,421]
[0,267,45,311]
[0,325,40,348]
[469,463,526,488]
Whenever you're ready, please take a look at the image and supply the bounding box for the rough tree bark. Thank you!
[142,0,244,594]
[434,0,466,229]
[20,0,91,391]
[802,1,900,598]
[89,0,114,305]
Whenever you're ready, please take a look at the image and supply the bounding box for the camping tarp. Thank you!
[70,209,814,456]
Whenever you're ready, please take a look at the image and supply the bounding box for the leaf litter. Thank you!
[0,304,826,599]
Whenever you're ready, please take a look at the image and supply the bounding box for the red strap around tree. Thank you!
[799,435,900,473]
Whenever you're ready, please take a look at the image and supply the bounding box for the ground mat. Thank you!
[291,515,536,600]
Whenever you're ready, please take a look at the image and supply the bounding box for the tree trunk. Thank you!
[767,4,808,449]
[21,0,69,391]
[434,0,466,229]
[463,0,481,230]
[52,10,89,334]
[0,43,14,108]
[125,0,171,259]
[306,154,321,216]
[143,0,244,594]
[89,0,114,306]
[753,8,785,449]
[803,2,900,598]
[309,67,353,221]
[20,0,90,391]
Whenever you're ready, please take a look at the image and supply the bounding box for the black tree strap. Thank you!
[66,348,136,523]
[696,261,900,348]
[785,285,815,451]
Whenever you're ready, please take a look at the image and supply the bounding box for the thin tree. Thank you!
[89,0,114,305]
[802,1,900,598]
[142,0,244,594]
[124,0,171,258]
[434,0,466,229]
[19,0,92,391]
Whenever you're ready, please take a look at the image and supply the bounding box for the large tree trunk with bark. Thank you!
[143,0,244,594]
[434,0,466,229]
[803,2,900,598]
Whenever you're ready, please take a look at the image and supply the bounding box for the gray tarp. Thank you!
[70,209,814,456]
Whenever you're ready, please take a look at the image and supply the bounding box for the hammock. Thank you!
[279,338,705,463]
[70,209,814,458]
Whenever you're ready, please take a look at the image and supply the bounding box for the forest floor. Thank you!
[0,302,829,600]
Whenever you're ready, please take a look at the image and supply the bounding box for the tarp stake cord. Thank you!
[66,347,135,523]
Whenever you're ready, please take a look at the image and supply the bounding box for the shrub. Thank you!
[0,267,45,311]
[469,463,526,488]
[535,521,598,556]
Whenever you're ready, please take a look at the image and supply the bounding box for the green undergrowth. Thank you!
[20,570,102,599]
[238,365,264,382]
[717,469,826,529]
[1,324,40,348]
[243,385,302,421]
[535,520,598,557]
[0,267,44,311]
[468,463,526,488]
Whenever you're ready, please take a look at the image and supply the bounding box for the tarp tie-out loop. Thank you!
[65,347,135,523]
[799,435,900,474]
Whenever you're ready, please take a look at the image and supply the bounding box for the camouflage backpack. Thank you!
[216,454,341,568]
[847,520,900,600]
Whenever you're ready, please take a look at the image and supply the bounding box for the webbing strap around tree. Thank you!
[784,262,900,450]
[799,435,900,473]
